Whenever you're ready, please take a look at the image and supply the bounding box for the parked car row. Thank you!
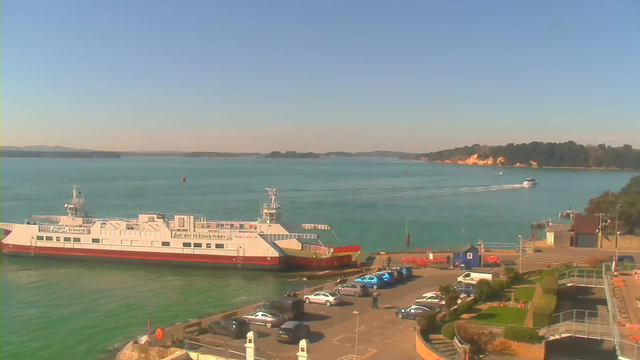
[353,266,414,289]
[208,266,417,342]
[396,274,479,321]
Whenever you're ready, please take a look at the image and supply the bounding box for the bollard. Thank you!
[245,331,255,360]
[297,339,309,360]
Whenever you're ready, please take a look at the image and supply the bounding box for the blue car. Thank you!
[354,275,386,289]
[375,271,396,285]
[455,283,475,298]
[393,266,414,279]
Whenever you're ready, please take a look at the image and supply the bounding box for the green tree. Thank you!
[474,279,493,302]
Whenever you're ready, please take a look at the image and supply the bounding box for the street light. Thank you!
[353,310,359,359]
[518,235,523,273]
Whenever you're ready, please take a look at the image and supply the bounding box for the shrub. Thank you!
[418,311,440,334]
[441,322,456,340]
[475,279,493,302]
[531,294,557,327]
[503,326,543,344]
[491,280,508,297]
[457,300,475,314]
[439,310,461,325]
[539,274,558,295]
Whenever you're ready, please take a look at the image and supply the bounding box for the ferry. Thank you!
[522,178,538,187]
[0,187,360,270]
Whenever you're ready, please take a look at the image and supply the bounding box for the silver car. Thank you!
[333,283,369,297]
[242,310,287,328]
[303,291,343,306]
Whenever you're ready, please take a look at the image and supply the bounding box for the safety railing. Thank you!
[558,267,604,288]
[454,321,471,360]
[603,263,640,360]
[542,309,613,340]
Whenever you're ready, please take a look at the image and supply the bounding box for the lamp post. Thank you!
[353,310,359,359]
[518,235,523,273]
[614,205,620,263]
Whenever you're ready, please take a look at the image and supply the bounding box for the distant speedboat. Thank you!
[523,178,538,187]
[498,171,503,175]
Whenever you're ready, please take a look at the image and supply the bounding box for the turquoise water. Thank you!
[1,157,637,359]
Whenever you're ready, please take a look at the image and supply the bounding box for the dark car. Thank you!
[456,283,475,298]
[257,297,305,320]
[393,266,414,279]
[389,269,406,283]
[208,317,250,339]
[277,321,310,344]
[395,304,439,320]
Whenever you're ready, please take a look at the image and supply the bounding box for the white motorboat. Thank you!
[523,178,538,187]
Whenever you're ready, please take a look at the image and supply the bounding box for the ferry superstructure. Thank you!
[0,187,359,269]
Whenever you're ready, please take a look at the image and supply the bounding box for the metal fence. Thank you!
[602,263,640,360]
[558,268,605,288]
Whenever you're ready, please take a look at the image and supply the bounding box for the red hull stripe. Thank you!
[2,244,282,267]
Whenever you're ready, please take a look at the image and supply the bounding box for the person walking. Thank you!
[372,293,379,310]
[386,256,392,269]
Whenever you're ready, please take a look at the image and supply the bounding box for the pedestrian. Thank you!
[386,256,392,269]
[372,293,379,310]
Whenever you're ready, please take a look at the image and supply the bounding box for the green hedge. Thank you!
[531,293,557,327]
[456,300,475,314]
[441,322,456,340]
[503,326,543,344]
[540,274,558,295]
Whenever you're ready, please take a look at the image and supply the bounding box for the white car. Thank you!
[303,291,343,306]
[418,291,461,305]
[416,292,445,305]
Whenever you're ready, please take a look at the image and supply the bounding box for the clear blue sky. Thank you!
[2,1,639,152]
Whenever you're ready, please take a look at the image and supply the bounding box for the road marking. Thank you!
[333,335,347,344]
[359,348,378,360]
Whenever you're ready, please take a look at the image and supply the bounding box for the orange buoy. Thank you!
[155,328,164,339]
[181,177,186,182]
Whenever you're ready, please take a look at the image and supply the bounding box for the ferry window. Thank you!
[63,237,71,242]
[37,236,44,241]
[45,236,53,241]
[161,242,170,247]
[101,239,109,244]
[92,238,100,244]
[121,239,130,245]
[215,243,225,249]
[182,242,192,248]
[73,237,81,242]
[148,216,154,222]
[194,243,202,248]
[131,240,140,246]
[178,218,185,227]
[206,243,211,249]
[56,237,60,241]
[151,241,160,246]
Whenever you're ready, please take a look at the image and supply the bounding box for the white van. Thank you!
[457,271,496,284]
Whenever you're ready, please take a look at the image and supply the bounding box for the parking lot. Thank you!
[193,267,463,359]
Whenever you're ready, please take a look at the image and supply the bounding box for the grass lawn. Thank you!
[474,306,528,326]
[514,286,536,302]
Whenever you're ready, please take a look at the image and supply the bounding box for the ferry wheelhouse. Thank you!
[0,187,359,270]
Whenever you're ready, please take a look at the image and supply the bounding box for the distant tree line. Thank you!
[405,141,640,169]
[585,176,640,236]
[264,151,321,159]
[0,150,121,158]
[183,152,260,158]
